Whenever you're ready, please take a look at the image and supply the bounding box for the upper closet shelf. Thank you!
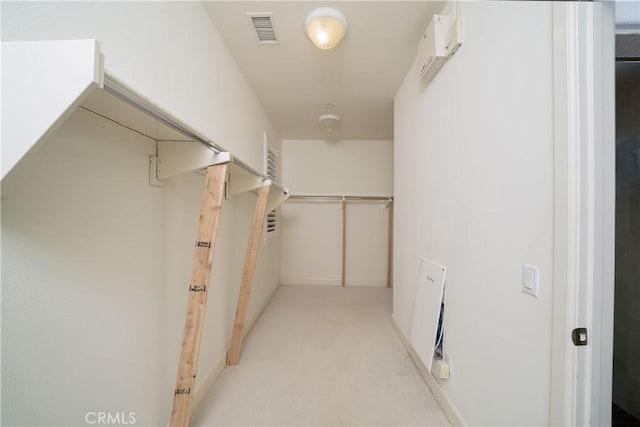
[2,39,102,181]
[1,39,288,205]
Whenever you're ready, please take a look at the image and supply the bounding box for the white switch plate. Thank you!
[522,264,539,297]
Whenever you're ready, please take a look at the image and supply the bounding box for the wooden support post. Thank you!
[386,199,394,288]
[170,163,229,427]
[341,197,347,287]
[227,184,271,366]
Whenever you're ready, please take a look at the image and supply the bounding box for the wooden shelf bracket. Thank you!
[386,198,394,288]
[226,180,288,366]
[227,183,272,366]
[170,162,229,427]
[341,196,347,287]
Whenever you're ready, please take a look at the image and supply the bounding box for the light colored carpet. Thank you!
[192,285,449,426]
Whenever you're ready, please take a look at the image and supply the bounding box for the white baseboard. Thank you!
[190,351,227,418]
[281,278,387,287]
[280,278,342,286]
[242,281,282,343]
[344,279,387,287]
[188,282,282,419]
[390,314,466,426]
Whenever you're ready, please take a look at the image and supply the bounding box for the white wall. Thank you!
[281,139,392,286]
[394,2,554,425]
[1,2,281,425]
[282,139,393,196]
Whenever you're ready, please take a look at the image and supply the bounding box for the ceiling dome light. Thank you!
[305,8,348,50]
[319,114,341,133]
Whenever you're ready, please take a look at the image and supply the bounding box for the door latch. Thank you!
[572,328,588,346]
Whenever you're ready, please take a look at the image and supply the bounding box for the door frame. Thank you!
[550,2,616,425]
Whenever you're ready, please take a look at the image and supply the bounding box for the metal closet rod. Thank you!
[103,74,222,154]
[288,195,393,201]
[103,74,288,195]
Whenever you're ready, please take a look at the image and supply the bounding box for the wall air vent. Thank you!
[247,13,279,44]
[263,133,279,243]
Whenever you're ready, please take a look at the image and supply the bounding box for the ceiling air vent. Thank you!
[247,13,278,44]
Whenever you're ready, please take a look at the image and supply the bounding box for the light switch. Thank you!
[522,264,539,298]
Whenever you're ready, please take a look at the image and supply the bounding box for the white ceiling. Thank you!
[202,1,445,141]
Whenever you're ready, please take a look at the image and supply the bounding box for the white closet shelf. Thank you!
[1,39,289,205]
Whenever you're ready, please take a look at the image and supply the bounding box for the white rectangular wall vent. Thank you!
[264,133,279,243]
[247,13,279,44]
